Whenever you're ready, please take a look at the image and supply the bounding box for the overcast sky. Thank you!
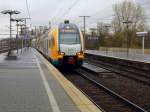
[0,0,149,38]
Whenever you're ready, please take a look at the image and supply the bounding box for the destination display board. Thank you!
[59,24,78,33]
[62,29,76,33]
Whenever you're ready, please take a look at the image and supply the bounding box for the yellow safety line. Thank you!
[36,51,103,112]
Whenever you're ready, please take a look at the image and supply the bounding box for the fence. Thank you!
[99,47,150,54]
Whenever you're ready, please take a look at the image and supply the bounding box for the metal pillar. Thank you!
[123,21,132,57]
[16,21,19,54]
[79,16,90,50]
[9,14,12,55]
[142,36,145,55]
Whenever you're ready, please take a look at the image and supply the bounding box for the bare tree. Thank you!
[97,22,107,36]
[112,0,145,32]
[97,22,112,46]
[112,0,146,48]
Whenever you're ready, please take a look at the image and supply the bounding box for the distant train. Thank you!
[32,21,84,67]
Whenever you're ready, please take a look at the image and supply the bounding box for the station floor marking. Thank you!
[32,50,61,112]
[35,50,103,112]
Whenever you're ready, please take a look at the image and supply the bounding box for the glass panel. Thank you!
[60,33,80,44]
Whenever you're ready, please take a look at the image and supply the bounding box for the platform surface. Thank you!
[86,50,150,63]
[0,48,102,112]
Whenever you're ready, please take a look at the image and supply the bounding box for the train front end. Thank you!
[57,21,84,66]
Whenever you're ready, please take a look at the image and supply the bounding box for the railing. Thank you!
[99,47,150,54]
[0,38,20,53]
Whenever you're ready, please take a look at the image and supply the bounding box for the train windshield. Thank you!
[59,33,80,44]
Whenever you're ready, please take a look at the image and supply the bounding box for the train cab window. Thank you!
[59,33,80,44]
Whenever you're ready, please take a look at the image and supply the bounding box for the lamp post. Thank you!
[79,16,90,38]
[123,20,132,57]
[20,18,31,48]
[104,25,111,55]
[11,18,24,54]
[1,10,20,56]
[79,16,90,51]
[18,24,25,53]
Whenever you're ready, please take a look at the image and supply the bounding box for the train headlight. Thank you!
[77,52,81,55]
[76,51,83,56]
[60,52,65,56]
[57,52,65,59]
[58,51,65,56]
[77,52,84,59]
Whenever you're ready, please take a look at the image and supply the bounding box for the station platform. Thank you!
[0,48,102,112]
[86,50,150,63]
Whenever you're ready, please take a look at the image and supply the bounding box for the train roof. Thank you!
[58,23,79,33]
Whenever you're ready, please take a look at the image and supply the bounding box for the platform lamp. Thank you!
[11,18,24,54]
[104,25,111,55]
[18,24,26,54]
[1,10,20,56]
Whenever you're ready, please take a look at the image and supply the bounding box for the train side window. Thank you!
[51,34,55,48]
[49,39,51,47]
[47,39,49,48]
[47,39,48,53]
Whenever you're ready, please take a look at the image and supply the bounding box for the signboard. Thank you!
[87,36,98,40]
[136,32,148,37]
[60,25,78,33]
[136,31,148,54]
[24,33,30,40]
[62,29,75,33]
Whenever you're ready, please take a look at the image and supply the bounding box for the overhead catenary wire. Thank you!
[26,0,31,18]
[62,0,81,19]
[74,2,114,27]
[51,0,114,27]
[25,0,32,27]
[56,0,80,21]
[52,0,150,28]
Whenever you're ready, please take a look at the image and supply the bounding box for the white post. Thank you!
[21,37,23,54]
[142,36,145,55]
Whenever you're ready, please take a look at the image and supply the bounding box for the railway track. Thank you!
[62,68,147,112]
[81,63,150,111]
[85,58,150,85]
